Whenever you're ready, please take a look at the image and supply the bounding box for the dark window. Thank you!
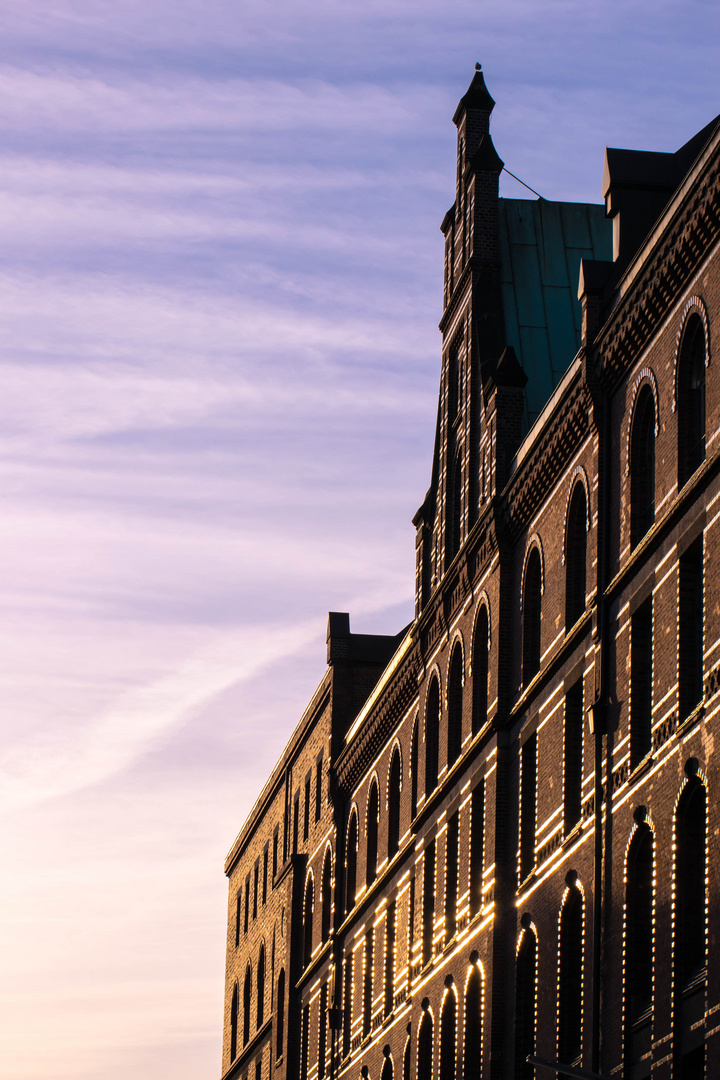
[272,829,279,880]
[387,749,402,859]
[262,847,268,905]
[300,1003,309,1080]
[446,447,462,565]
[630,598,653,769]
[439,990,457,1080]
[514,929,537,1079]
[425,679,440,798]
[422,840,436,967]
[631,385,656,547]
[520,732,537,880]
[255,1058,261,1080]
[366,781,379,887]
[244,877,250,935]
[276,970,285,1061]
[384,901,396,1018]
[321,849,333,943]
[472,606,489,734]
[464,964,482,1074]
[679,538,704,721]
[565,483,587,628]
[235,891,241,947]
[448,347,459,423]
[564,680,584,835]
[315,757,323,822]
[417,1010,433,1080]
[675,780,707,987]
[304,775,311,841]
[230,984,239,1062]
[411,721,419,819]
[523,548,542,683]
[403,1032,411,1080]
[363,929,373,1037]
[319,981,328,1080]
[470,781,485,918]
[345,813,357,914]
[293,795,300,854]
[677,314,706,488]
[444,812,459,944]
[303,876,314,968]
[447,644,463,769]
[257,945,265,1028]
[625,824,654,1038]
[343,953,352,1058]
[253,863,259,919]
[381,1054,394,1080]
[243,965,252,1046]
[558,885,583,1066]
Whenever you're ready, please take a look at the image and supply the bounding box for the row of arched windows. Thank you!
[514,771,707,1076]
[413,962,484,1080]
[229,944,283,1063]
[303,846,334,968]
[630,308,708,549]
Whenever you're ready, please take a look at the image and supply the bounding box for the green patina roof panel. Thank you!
[498,197,612,429]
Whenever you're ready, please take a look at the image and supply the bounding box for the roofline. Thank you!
[343,625,416,747]
[507,355,583,479]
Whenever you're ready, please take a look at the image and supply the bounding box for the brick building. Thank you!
[220,68,720,1080]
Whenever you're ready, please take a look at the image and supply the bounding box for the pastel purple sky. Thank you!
[0,2,717,1077]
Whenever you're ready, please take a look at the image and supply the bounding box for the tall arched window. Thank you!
[275,970,285,1061]
[345,812,357,915]
[230,984,239,1062]
[366,781,379,887]
[677,313,706,488]
[425,678,440,797]
[447,644,463,769]
[446,447,462,565]
[674,777,707,1073]
[403,1031,411,1080]
[472,606,489,734]
[464,964,483,1075]
[625,822,654,1072]
[411,721,419,819]
[631,385,656,547]
[565,483,587,629]
[256,944,266,1028]
[522,547,542,684]
[243,964,252,1046]
[417,1009,433,1080]
[387,749,402,859]
[439,990,457,1080]
[557,883,583,1067]
[321,849,333,943]
[303,875,314,968]
[514,928,537,1079]
[381,1054,394,1080]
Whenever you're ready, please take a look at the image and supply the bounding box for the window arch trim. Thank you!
[521,535,545,598]
[672,296,710,412]
[625,368,659,477]
[561,469,591,566]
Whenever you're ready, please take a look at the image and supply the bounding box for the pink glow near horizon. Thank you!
[0,1,717,1076]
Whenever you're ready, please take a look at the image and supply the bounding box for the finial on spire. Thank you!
[475,62,482,70]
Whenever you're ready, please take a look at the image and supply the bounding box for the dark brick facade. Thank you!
[220,69,720,1080]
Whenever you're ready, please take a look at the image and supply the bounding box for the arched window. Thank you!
[447,447,462,565]
[557,884,583,1067]
[472,606,489,734]
[425,678,440,797]
[276,970,285,1061]
[464,964,483,1075]
[230,983,239,1062]
[381,1054,394,1080]
[631,385,656,547]
[674,777,707,1073]
[677,313,706,488]
[411,721,419,819]
[321,849,333,942]
[625,822,654,1072]
[366,781,379,887]
[447,644,463,769]
[515,928,537,1079]
[303,875,314,968]
[522,548,542,684]
[243,964,252,1046]
[439,990,457,1080]
[403,1030,411,1080]
[565,483,587,628]
[417,1009,433,1080]
[256,944,266,1028]
[345,812,358,915]
[300,1002,309,1080]
[387,749,402,859]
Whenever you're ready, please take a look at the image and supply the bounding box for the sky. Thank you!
[0,2,717,1078]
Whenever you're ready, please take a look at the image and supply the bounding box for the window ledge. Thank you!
[677,701,705,737]
[630,752,653,783]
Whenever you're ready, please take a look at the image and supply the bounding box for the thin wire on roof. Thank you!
[503,167,544,200]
